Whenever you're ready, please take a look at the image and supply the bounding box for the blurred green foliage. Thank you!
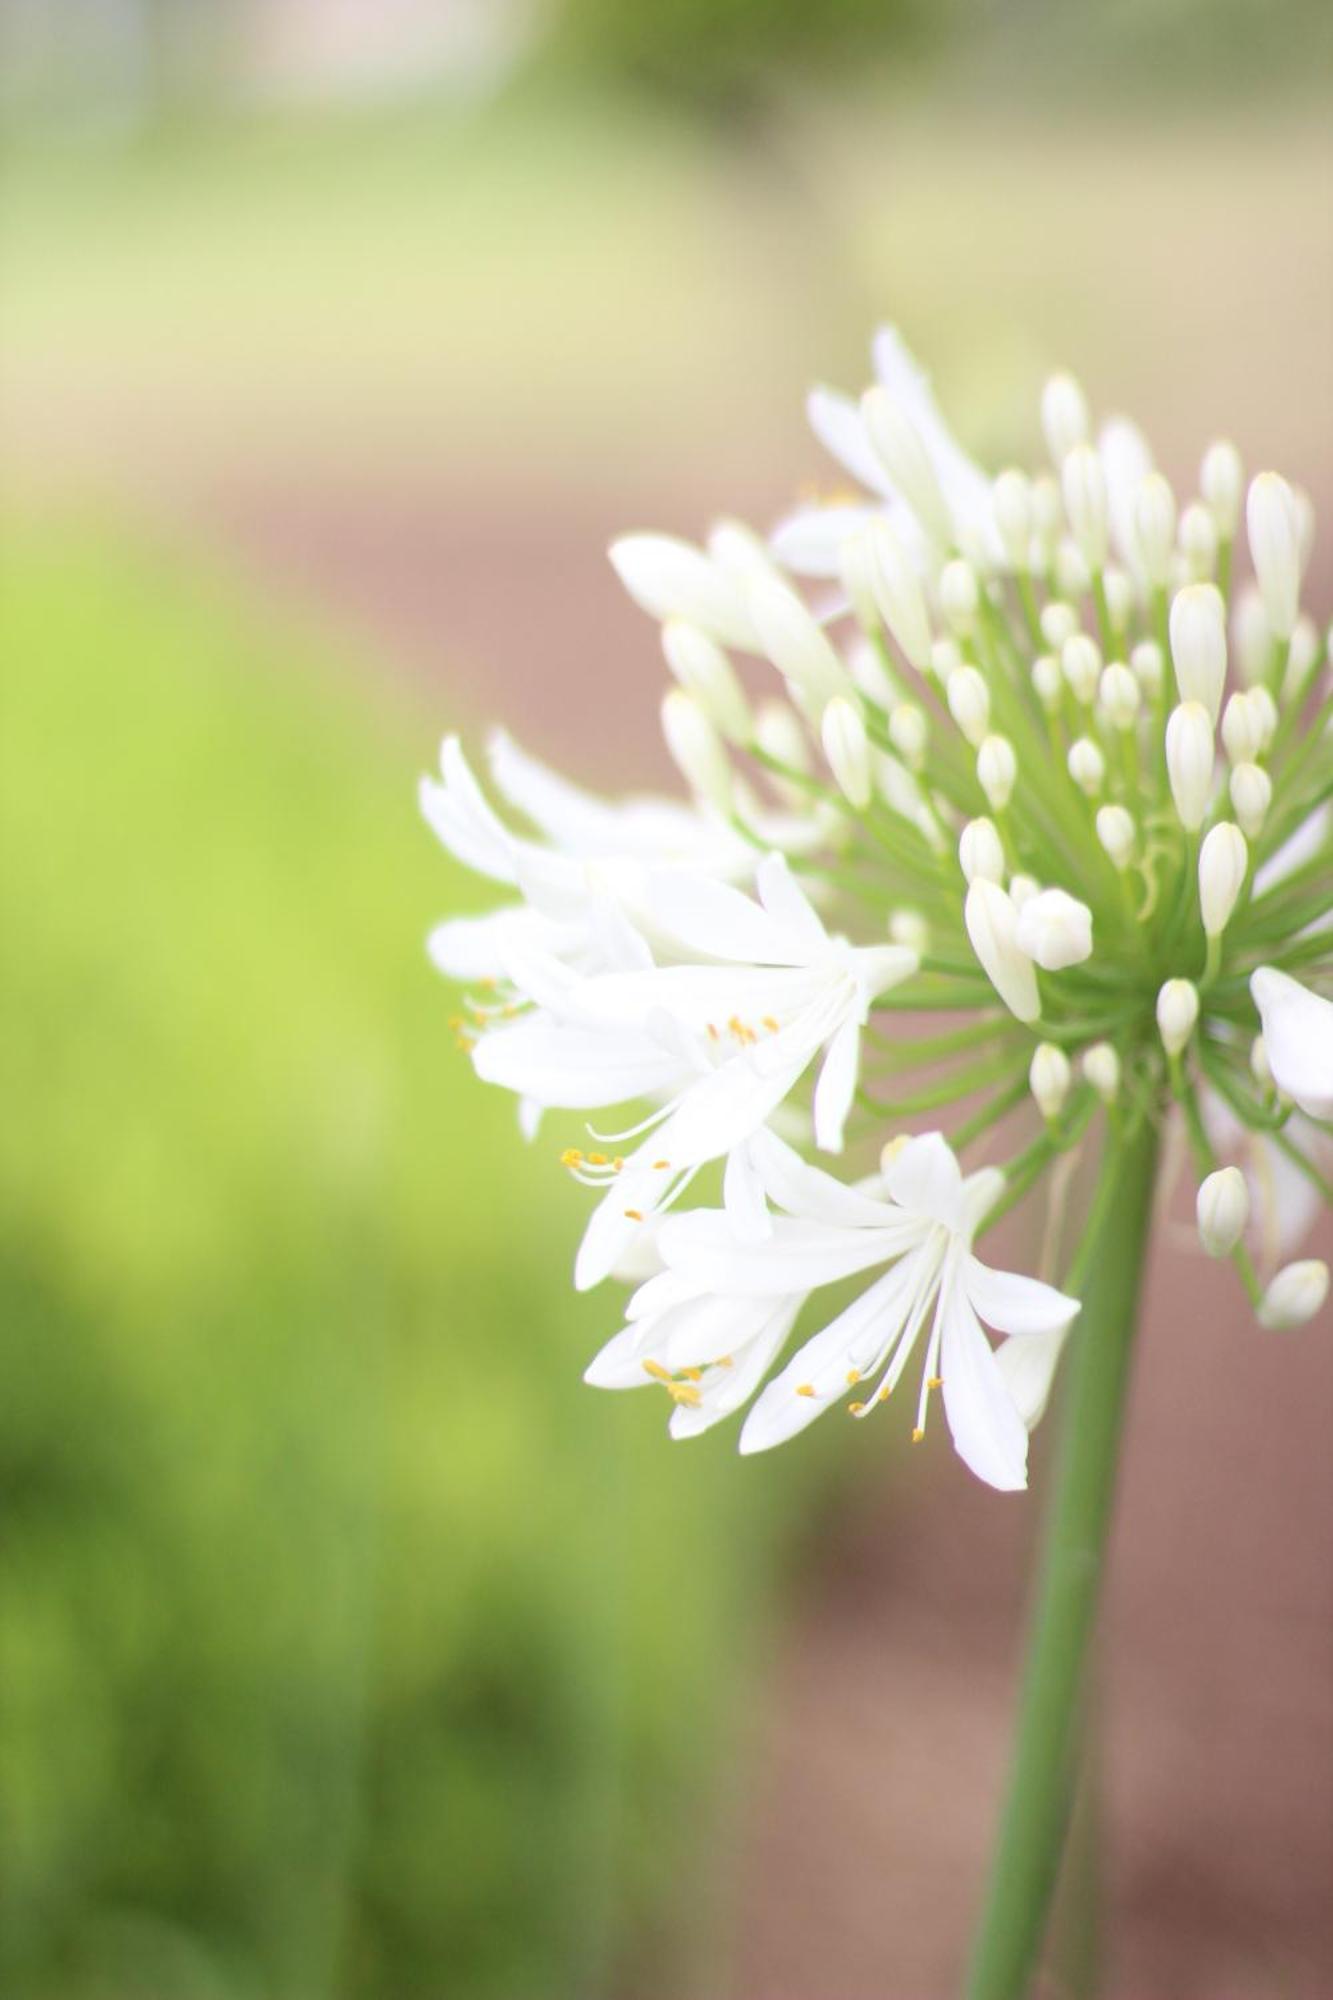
[0,521,797,1999]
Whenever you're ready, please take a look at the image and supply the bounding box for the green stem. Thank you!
[965,1111,1160,2000]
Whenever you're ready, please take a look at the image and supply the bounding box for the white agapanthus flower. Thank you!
[424,326,1332,1491]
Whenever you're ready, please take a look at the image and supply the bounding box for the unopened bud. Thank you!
[947,665,991,745]
[1042,372,1090,464]
[1030,1043,1072,1121]
[959,816,1006,885]
[661,620,752,742]
[1246,472,1303,639]
[754,697,809,775]
[1250,1034,1271,1088]
[1231,586,1272,686]
[1156,978,1200,1057]
[1248,684,1279,751]
[1062,633,1102,704]
[1082,1041,1120,1102]
[862,388,952,548]
[1178,502,1217,581]
[1015,888,1094,971]
[1257,1260,1330,1330]
[1040,601,1078,651]
[1131,639,1163,698]
[1062,446,1109,568]
[1165,702,1214,831]
[747,572,851,711]
[707,517,773,579]
[888,701,928,769]
[889,908,929,954]
[940,558,980,637]
[821,696,872,809]
[1098,662,1140,730]
[1103,566,1135,632]
[661,688,733,810]
[1229,761,1272,838]
[1032,655,1064,711]
[1096,804,1136,869]
[976,734,1017,811]
[1009,873,1040,909]
[965,879,1040,1022]
[1198,822,1248,937]
[1170,583,1228,723]
[993,469,1033,569]
[1282,615,1320,704]
[1067,737,1106,795]
[1196,1167,1249,1258]
[1135,472,1177,585]
[1221,689,1264,765]
[609,532,751,646]
[1056,537,1092,600]
[865,518,933,672]
[929,636,962,683]
[1200,440,1243,538]
[846,634,898,708]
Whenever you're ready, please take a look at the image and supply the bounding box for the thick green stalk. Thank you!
[965,1112,1160,2000]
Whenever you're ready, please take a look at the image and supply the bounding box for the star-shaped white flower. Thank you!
[658,1130,1079,1490]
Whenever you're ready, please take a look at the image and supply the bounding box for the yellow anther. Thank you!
[846,1368,861,1386]
[642,1361,672,1383]
[681,1367,703,1383]
[624,1208,644,1222]
[454,1033,475,1053]
[560,1148,584,1168]
[669,1383,702,1409]
[927,1376,943,1391]
[502,1003,522,1017]
[727,1014,744,1038]
[448,1014,465,1031]
[716,1354,735,1368]
[613,1158,625,1172]
[881,1133,910,1170]
[848,1400,866,1416]
[911,1426,925,1443]
[795,1383,816,1399]
[706,1022,720,1041]
[762,1015,781,1034]
[587,1151,609,1166]
[652,1159,671,1170]
[876,1386,891,1403]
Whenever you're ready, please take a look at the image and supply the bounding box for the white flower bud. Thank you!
[889,908,929,954]
[1135,472,1177,586]
[1081,1041,1120,1102]
[1200,441,1243,537]
[1257,1260,1330,1330]
[1009,873,1040,909]
[1096,804,1136,869]
[1055,537,1092,600]
[1229,761,1272,838]
[1165,702,1214,831]
[1061,633,1102,705]
[1169,583,1228,724]
[862,388,952,548]
[976,734,1017,811]
[1015,887,1094,971]
[821,696,872,809]
[1102,566,1135,632]
[1031,655,1063,711]
[846,634,898,708]
[1042,371,1090,464]
[1250,1034,1271,1088]
[1040,601,1078,651]
[1156,978,1200,1057]
[1067,737,1105,795]
[747,572,852,712]
[609,533,752,646]
[707,517,773,579]
[947,665,991,745]
[888,701,928,769]
[929,636,962,683]
[1030,1042,1072,1121]
[1196,1167,1249,1258]
[1248,684,1279,751]
[661,619,752,743]
[1098,662,1140,730]
[959,816,1006,885]
[1231,585,1272,687]
[1246,472,1304,639]
[1130,639,1163,698]
[1198,822,1248,937]
[1062,445,1109,569]
[993,469,1033,569]
[1220,689,1264,766]
[661,688,733,811]
[1178,502,1218,581]
[939,558,980,637]
[865,518,934,672]
[1282,615,1321,703]
[754,697,809,775]
[965,879,1040,1022]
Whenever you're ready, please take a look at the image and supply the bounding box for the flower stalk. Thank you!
[965,1111,1160,2000]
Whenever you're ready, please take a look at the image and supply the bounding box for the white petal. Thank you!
[669,1300,801,1439]
[725,1141,772,1244]
[660,1210,919,1296]
[1250,966,1333,1121]
[807,385,894,497]
[755,852,832,954]
[812,1016,860,1153]
[748,1126,895,1227]
[739,1262,921,1452]
[473,1015,685,1109]
[939,1274,1030,1491]
[608,533,753,647]
[769,502,880,578]
[637,864,815,966]
[881,1131,965,1230]
[870,327,1002,563]
[994,1324,1070,1429]
[963,1255,1082,1337]
[1099,417,1153,574]
[420,740,517,885]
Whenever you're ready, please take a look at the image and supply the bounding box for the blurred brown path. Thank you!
[185,469,1333,2000]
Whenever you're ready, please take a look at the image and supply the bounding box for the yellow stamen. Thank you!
[795,1383,816,1399]
[669,1383,702,1409]
[642,1361,672,1383]
[652,1159,671,1170]
[927,1376,943,1391]
[848,1400,866,1416]
[681,1367,703,1383]
[912,1426,925,1443]
[587,1151,609,1166]
[846,1368,861,1386]
[560,1148,584,1168]
[716,1354,734,1368]
[762,1015,780,1034]
[877,1385,892,1403]
[624,1208,644,1222]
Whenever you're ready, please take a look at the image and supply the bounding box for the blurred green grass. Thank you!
[0,517,797,1999]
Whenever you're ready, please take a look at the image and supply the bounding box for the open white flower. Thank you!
[654,1132,1079,1490]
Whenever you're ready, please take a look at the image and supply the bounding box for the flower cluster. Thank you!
[424,328,1332,1489]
